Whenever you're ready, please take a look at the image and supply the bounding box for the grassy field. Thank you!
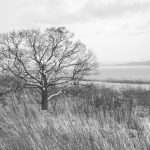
[0,82,150,149]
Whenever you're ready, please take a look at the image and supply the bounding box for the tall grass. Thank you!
[0,84,150,149]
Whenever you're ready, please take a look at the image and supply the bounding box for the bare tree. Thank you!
[0,27,97,110]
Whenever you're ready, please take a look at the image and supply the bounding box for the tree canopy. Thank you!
[0,27,98,110]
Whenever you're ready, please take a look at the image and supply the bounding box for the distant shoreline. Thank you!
[99,79,150,85]
[82,79,150,85]
[100,61,150,67]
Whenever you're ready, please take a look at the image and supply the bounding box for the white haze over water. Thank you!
[97,65,150,80]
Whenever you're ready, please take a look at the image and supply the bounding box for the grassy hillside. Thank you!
[0,82,150,149]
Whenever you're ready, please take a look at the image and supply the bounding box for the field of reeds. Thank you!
[99,79,150,84]
[0,81,150,150]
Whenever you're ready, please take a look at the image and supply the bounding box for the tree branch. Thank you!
[48,85,73,101]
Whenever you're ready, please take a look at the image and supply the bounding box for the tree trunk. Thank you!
[41,72,48,110]
[41,89,48,110]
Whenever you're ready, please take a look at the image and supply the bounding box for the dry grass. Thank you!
[0,85,150,149]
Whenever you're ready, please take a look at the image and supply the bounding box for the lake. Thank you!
[95,65,150,80]
[89,65,150,90]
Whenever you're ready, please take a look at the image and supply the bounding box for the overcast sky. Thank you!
[0,0,150,63]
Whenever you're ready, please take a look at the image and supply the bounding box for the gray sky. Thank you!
[0,0,150,62]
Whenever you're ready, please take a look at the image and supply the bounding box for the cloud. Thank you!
[17,0,150,25]
[18,0,88,25]
[0,0,150,32]
[83,0,150,19]
[121,16,150,35]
